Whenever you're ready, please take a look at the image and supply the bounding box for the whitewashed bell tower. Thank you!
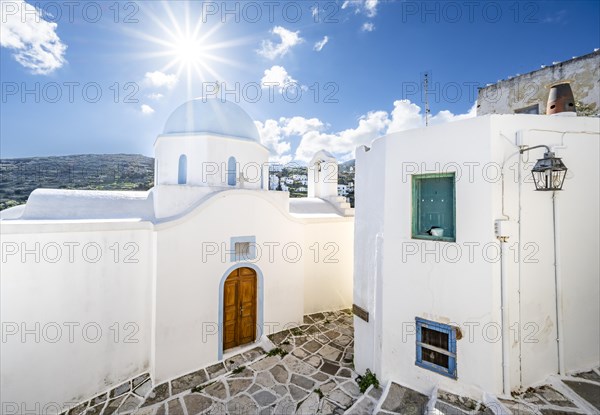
[152,98,270,218]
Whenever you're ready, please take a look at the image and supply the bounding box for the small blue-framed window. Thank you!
[230,236,257,262]
[416,317,457,379]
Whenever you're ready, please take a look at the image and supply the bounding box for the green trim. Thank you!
[411,172,456,243]
[412,173,455,180]
[412,235,456,243]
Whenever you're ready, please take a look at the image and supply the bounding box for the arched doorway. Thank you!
[223,267,257,351]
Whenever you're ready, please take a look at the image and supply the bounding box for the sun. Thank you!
[173,36,206,66]
[127,2,250,97]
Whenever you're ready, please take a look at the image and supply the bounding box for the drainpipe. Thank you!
[495,218,512,396]
[498,234,511,396]
[553,191,565,375]
[517,149,523,388]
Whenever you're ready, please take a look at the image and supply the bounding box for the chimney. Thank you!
[547,82,576,115]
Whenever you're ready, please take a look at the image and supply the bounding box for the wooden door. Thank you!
[223,267,257,350]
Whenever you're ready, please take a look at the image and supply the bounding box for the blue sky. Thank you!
[1,0,599,163]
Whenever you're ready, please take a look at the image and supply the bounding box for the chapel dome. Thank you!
[162,98,260,142]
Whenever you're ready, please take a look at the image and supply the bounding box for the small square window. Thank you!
[235,242,250,257]
[416,317,457,379]
[230,236,257,262]
[412,173,456,242]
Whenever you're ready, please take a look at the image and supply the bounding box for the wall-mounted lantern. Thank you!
[520,145,568,191]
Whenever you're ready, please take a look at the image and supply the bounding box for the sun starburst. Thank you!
[124,2,251,99]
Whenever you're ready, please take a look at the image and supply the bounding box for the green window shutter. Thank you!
[412,173,456,242]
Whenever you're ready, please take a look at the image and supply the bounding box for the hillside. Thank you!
[0,154,154,210]
[0,154,356,211]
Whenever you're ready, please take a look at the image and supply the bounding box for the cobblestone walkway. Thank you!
[371,369,600,415]
[64,310,360,415]
[61,310,600,415]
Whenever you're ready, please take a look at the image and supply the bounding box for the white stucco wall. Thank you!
[303,220,354,314]
[151,189,353,383]
[151,185,217,219]
[489,115,600,387]
[1,187,355,410]
[353,141,387,377]
[354,114,599,399]
[154,134,269,189]
[376,116,500,398]
[0,222,153,413]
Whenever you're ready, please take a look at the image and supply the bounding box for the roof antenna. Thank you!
[215,81,221,101]
[423,72,431,127]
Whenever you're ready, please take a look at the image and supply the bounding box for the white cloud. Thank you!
[140,104,155,115]
[282,116,324,136]
[294,110,389,162]
[254,119,291,163]
[258,26,303,60]
[361,22,375,32]
[386,100,423,133]
[144,71,178,89]
[261,65,298,92]
[0,0,67,75]
[365,0,379,16]
[313,36,329,52]
[429,103,477,125]
[147,92,164,100]
[342,0,379,17]
[256,100,476,163]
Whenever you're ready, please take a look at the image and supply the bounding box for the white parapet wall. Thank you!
[0,221,154,413]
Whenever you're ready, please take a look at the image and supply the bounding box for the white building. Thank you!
[353,113,599,400]
[269,174,280,190]
[0,98,354,411]
[477,50,599,116]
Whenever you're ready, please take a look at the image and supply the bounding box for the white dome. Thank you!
[163,98,260,142]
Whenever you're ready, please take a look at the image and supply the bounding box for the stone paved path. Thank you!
[372,369,600,415]
[64,310,361,415]
[61,312,600,415]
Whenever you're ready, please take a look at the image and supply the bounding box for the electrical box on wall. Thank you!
[495,219,518,239]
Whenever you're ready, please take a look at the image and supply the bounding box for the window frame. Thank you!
[415,317,457,379]
[411,172,456,242]
[230,236,257,262]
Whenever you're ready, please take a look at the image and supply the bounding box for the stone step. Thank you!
[372,381,429,414]
[343,384,383,414]
[434,389,491,414]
